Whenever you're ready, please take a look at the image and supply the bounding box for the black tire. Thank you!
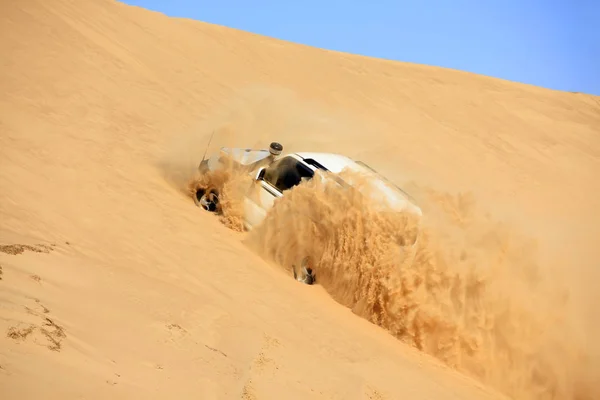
[194,187,220,213]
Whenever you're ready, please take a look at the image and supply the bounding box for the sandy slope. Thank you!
[1,0,599,399]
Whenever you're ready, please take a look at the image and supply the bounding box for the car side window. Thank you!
[263,157,314,192]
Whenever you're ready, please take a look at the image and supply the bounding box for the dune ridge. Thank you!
[2,0,600,399]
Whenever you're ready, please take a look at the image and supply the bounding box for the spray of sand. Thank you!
[243,173,595,400]
[186,163,252,231]
[158,87,598,400]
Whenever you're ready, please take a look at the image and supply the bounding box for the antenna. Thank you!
[199,130,215,168]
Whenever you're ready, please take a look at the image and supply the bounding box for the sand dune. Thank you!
[1,0,599,399]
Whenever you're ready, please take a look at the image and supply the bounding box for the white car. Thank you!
[194,142,423,284]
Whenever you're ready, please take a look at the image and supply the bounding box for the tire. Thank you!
[292,256,316,285]
[194,187,220,213]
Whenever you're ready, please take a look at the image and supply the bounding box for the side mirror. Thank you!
[255,167,266,181]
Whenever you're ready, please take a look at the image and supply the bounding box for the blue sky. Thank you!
[123,0,599,96]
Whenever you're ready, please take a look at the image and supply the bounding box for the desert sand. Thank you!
[1,0,599,399]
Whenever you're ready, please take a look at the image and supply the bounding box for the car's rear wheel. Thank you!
[293,256,316,285]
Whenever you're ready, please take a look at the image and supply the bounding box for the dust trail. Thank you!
[242,172,597,400]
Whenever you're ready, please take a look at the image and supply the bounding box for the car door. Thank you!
[243,170,282,229]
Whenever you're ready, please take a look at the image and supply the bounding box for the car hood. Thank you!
[357,177,422,216]
[327,169,422,217]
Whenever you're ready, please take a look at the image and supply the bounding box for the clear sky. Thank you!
[123,0,599,96]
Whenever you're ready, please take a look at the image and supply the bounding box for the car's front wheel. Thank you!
[194,187,220,212]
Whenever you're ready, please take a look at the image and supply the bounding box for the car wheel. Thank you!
[293,256,316,285]
[194,188,220,212]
